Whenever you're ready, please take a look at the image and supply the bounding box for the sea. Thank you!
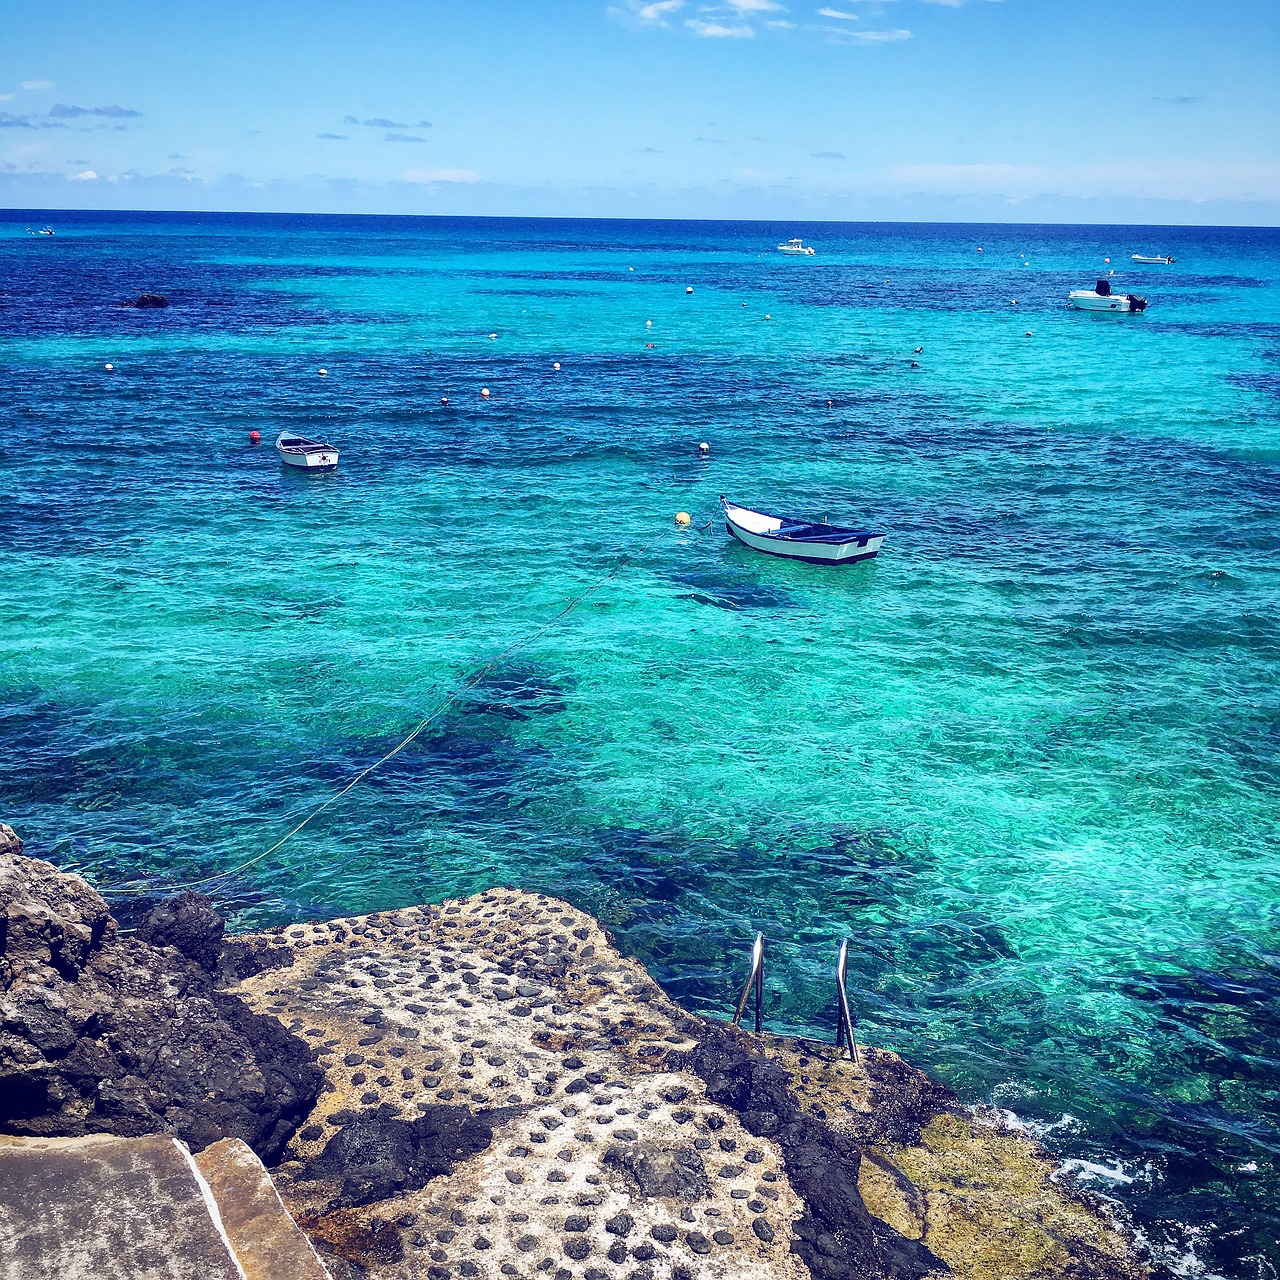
[2,210,1277,1277]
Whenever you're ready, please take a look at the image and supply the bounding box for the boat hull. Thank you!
[1068,292,1145,313]
[278,450,338,470]
[725,520,884,565]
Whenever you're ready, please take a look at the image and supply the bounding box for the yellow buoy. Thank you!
[674,511,692,527]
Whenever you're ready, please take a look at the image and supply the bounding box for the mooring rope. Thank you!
[100,504,717,897]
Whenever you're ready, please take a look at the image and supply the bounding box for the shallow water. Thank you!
[2,211,1278,1277]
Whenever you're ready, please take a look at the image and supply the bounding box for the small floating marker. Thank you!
[645,342,656,348]
[914,346,923,354]
[698,441,709,454]
[825,399,834,409]
[489,332,497,340]
[910,361,919,369]
[645,320,653,328]
[318,368,328,376]
[1011,299,1018,305]
[480,387,491,399]
[674,511,692,526]
[1025,331,1034,337]
[1104,257,1111,264]
[104,363,114,371]
[764,313,771,320]
[685,286,694,294]
[553,361,561,371]
[441,396,449,405]
[249,430,261,444]
[978,246,983,252]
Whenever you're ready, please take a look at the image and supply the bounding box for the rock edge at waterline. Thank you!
[0,824,1166,1280]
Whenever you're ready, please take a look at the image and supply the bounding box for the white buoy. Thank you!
[1025,331,1033,337]
[764,314,771,320]
[628,266,634,272]
[646,320,653,328]
[698,442,709,454]
[685,286,694,294]
[553,361,561,371]
[318,368,328,376]
[104,363,114,371]
[481,387,491,398]
[489,332,497,340]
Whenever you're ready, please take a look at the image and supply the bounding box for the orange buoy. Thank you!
[249,430,261,444]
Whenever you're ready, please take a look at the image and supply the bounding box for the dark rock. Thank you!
[650,1224,678,1243]
[564,1237,590,1261]
[753,1216,775,1243]
[605,1211,634,1236]
[678,1020,944,1280]
[131,293,169,308]
[685,1231,711,1255]
[602,1141,709,1199]
[296,1102,516,1208]
[0,851,321,1163]
[136,892,225,973]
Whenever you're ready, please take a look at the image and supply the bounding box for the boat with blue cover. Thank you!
[721,497,885,565]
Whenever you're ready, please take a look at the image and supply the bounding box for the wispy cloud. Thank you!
[0,111,67,130]
[49,103,143,119]
[724,0,784,11]
[404,167,479,184]
[813,150,847,158]
[70,169,98,180]
[22,80,53,90]
[1156,95,1202,106]
[317,132,349,140]
[819,23,911,42]
[686,18,754,36]
[609,0,684,28]
[817,6,859,18]
[384,132,427,142]
[343,115,432,129]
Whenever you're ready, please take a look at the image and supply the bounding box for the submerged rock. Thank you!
[0,842,321,1161]
[130,293,169,308]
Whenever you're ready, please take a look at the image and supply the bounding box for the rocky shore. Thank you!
[0,824,1166,1280]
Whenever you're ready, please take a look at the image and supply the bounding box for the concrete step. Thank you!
[0,1133,330,1280]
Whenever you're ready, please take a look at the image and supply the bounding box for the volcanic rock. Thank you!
[0,845,321,1161]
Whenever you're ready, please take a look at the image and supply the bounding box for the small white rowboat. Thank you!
[722,497,885,566]
[275,432,339,471]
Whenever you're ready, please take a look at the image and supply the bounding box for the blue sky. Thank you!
[2,0,1277,222]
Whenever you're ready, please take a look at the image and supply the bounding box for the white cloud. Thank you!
[817,6,859,17]
[686,18,754,36]
[609,0,684,27]
[724,0,784,11]
[404,167,479,184]
[70,169,97,180]
[855,27,910,40]
[22,80,53,90]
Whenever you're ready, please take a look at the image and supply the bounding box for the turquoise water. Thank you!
[2,212,1277,1276]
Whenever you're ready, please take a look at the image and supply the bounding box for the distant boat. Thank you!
[721,497,885,566]
[777,238,816,256]
[1131,254,1175,265]
[275,432,339,471]
[1068,279,1147,313]
[32,226,55,236]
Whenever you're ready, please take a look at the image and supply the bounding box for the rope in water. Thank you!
[100,505,716,897]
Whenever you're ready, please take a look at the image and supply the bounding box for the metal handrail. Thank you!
[834,938,859,1062]
[732,932,764,1033]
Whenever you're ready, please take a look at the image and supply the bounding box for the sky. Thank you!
[2,0,1278,223]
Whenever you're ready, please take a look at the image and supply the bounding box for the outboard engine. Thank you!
[1125,294,1148,312]
[1095,278,1112,296]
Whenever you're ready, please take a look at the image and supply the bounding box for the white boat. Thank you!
[37,226,55,236]
[777,238,816,256]
[275,432,339,471]
[1068,279,1147,313]
[721,497,884,566]
[1131,254,1175,265]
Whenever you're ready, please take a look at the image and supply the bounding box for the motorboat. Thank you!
[721,497,884,565]
[777,238,816,256]
[1068,279,1147,313]
[275,432,339,471]
[1131,254,1175,264]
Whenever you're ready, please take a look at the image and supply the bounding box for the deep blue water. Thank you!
[2,210,1278,1277]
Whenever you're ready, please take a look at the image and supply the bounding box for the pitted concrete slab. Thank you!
[0,1133,244,1280]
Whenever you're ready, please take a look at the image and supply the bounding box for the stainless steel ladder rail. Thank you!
[834,937,859,1062]
[732,932,764,1033]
